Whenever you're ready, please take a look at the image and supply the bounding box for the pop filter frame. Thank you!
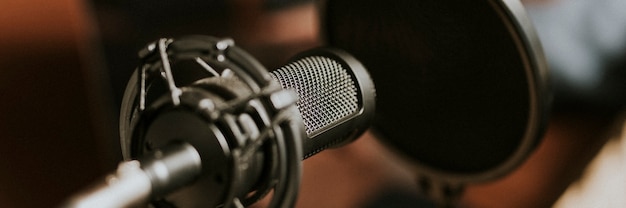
[321,0,550,186]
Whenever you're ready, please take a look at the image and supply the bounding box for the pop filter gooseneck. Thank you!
[322,0,551,205]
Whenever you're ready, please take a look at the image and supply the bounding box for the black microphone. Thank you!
[64,35,375,208]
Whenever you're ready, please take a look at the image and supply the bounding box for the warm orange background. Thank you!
[0,1,622,208]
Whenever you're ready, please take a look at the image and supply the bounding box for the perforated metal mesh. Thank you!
[270,56,359,136]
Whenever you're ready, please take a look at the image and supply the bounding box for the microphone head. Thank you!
[322,0,551,182]
[270,48,376,158]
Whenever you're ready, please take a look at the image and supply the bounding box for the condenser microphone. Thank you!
[64,36,375,208]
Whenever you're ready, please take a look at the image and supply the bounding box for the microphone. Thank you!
[64,35,375,208]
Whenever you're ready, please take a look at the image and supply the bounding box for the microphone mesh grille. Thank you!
[270,56,359,136]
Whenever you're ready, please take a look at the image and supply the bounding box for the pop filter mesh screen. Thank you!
[324,0,547,178]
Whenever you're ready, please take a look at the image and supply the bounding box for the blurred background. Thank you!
[0,0,624,207]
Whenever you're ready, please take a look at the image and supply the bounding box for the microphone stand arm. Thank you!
[62,142,202,208]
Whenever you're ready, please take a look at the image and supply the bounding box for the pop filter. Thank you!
[322,0,550,184]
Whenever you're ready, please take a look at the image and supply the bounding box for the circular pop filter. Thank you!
[322,0,550,182]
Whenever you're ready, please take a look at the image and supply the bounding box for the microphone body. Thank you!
[65,36,375,208]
